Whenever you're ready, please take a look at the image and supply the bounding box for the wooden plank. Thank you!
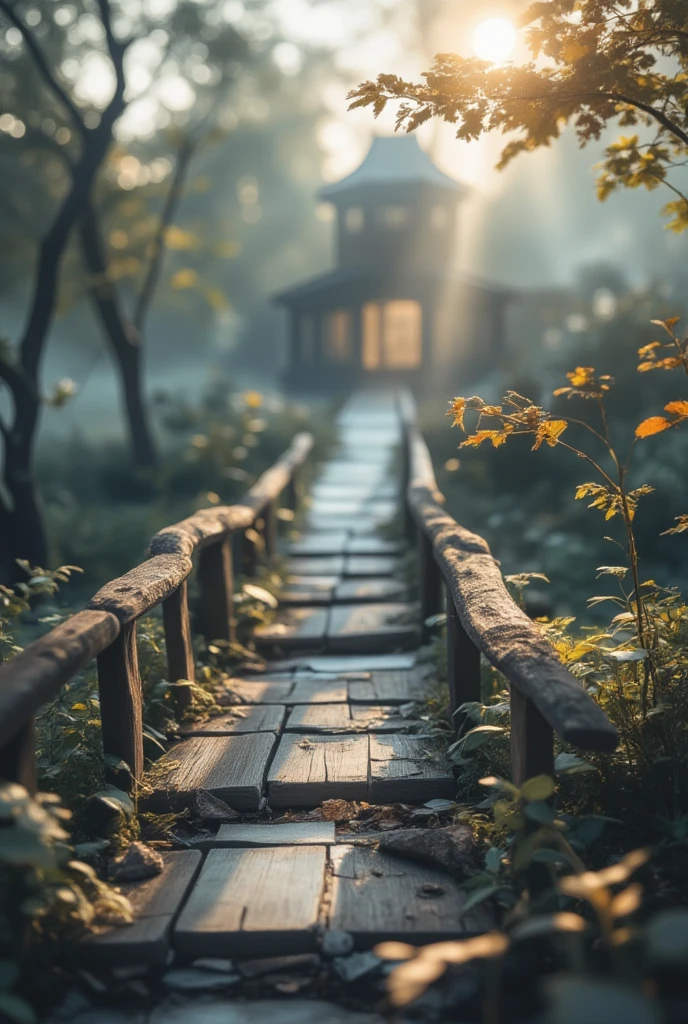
[179,705,284,736]
[369,734,454,804]
[268,734,369,807]
[215,678,294,705]
[174,847,326,957]
[210,822,335,847]
[305,516,387,536]
[327,603,419,653]
[280,575,339,606]
[329,845,488,947]
[85,851,201,965]
[348,670,428,705]
[333,577,407,603]
[288,532,349,556]
[147,733,275,811]
[286,704,420,734]
[345,537,403,556]
[254,608,329,652]
[289,677,348,704]
[344,556,402,578]
[287,556,346,577]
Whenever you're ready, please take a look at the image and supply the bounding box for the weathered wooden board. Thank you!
[348,670,428,705]
[175,847,326,957]
[344,556,402,578]
[369,734,454,804]
[287,556,346,577]
[84,851,201,965]
[279,575,339,606]
[327,603,419,652]
[345,537,404,556]
[268,734,369,807]
[329,845,486,946]
[211,822,336,847]
[305,516,387,536]
[289,677,348,704]
[286,704,420,734]
[148,733,275,811]
[288,533,349,556]
[216,679,294,705]
[254,608,329,651]
[179,705,285,736]
[333,577,407,603]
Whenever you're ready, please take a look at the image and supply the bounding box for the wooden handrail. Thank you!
[0,431,314,791]
[398,391,618,784]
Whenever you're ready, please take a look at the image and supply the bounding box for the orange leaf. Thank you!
[664,400,688,417]
[635,416,672,438]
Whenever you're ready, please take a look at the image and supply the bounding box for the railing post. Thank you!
[446,586,481,731]
[241,528,259,578]
[401,432,415,541]
[286,467,301,512]
[510,687,554,786]
[97,621,144,786]
[263,500,277,560]
[162,579,195,712]
[197,536,235,644]
[0,719,37,793]
[419,530,443,642]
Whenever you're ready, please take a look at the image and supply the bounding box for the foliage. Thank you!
[0,783,132,1023]
[0,562,82,662]
[350,0,688,230]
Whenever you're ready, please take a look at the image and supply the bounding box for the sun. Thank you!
[472,17,517,65]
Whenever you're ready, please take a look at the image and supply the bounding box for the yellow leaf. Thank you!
[533,419,567,450]
[244,390,263,409]
[664,400,688,417]
[449,397,466,431]
[164,226,201,251]
[563,41,590,62]
[204,287,229,311]
[170,268,199,290]
[635,416,672,438]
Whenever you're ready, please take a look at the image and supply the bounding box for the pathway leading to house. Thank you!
[85,390,484,982]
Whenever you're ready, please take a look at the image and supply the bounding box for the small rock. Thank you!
[376,825,475,877]
[192,958,236,973]
[108,842,164,882]
[191,789,241,823]
[321,929,355,957]
[240,954,321,979]
[162,968,241,991]
[424,799,457,812]
[333,951,382,983]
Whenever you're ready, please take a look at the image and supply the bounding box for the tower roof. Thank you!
[319,134,464,200]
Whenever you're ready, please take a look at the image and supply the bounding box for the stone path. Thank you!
[86,391,483,983]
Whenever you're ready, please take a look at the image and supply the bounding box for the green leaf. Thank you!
[0,993,37,1023]
[485,847,504,873]
[0,828,55,870]
[645,909,688,965]
[520,775,555,801]
[554,752,595,775]
[524,801,556,824]
[103,754,131,774]
[459,884,501,915]
[93,787,134,817]
[458,725,506,752]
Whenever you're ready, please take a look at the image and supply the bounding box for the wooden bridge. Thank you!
[0,390,618,981]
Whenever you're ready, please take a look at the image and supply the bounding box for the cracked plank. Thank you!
[175,847,326,957]
[369,734,454,803]
[179,704,285,736]
[267,734,369,808]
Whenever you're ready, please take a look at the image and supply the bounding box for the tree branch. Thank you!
[133,137,197,332]
[0,0,87,138]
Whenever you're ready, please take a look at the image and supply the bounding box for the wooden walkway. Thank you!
[88,391,487,968]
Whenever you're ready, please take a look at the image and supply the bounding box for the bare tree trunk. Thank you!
[80,206,159,469]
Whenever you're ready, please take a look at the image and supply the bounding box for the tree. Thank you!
[350,0,688,231]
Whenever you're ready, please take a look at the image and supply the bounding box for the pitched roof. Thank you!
[274,266,515,304]
[319,135,464,199]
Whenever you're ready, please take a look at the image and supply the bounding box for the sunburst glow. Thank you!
[472,17,516,65]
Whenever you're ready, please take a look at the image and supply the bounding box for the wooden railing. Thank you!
[0,433,313,793]
[398,393,618,785]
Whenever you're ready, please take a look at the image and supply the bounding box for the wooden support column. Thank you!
[510,687,554,787]
[162,579,195,712]
[285,467,301,513]
[97,622,144,785]
[263,500,277,560]
[197,536,235,644]
[419,530,442,642]
[446,586,481,730]
[401,433,415,541]
[0,719,37,792]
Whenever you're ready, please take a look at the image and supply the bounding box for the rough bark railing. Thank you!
[398,392,618,786]
[0,432,313,793]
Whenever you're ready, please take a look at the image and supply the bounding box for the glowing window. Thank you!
[362,300,422,370]
[326,310,353,363]
[378,205,409,229]
[345,207,364,233]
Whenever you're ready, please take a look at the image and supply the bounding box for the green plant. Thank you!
[0,783,131,1023]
